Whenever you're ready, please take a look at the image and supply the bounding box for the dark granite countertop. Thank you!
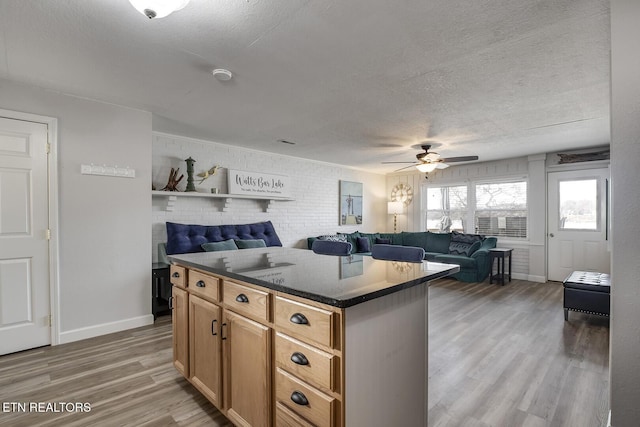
[168,247,459,308]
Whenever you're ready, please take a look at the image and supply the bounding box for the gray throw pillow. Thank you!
[234,239,267,249]
[201,239,239,252]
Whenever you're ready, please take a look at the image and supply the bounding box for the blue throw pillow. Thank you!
[235,239,267,249]
[201,239,239,252]
[356,237,371,253]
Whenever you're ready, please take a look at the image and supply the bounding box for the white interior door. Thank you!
[547,168,610,281]
[0,117,50,355]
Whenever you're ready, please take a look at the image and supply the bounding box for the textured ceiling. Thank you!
[0,0,610,173]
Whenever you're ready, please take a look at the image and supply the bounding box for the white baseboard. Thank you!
[511,273,546,283]
[58,314,154,345]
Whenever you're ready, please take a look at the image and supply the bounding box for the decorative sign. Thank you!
[227,169,292,198]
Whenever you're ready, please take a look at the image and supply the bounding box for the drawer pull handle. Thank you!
[235,294,249,303]
[211,319,217,336]
[168,296,173,310]
[221,323,227,340]
[290,352,309,366]
[290,313,309,325]
[196,280,205,288]
[290,391,309,406]
[172,272,180,278]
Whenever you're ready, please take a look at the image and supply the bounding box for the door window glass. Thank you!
[559,179,598,230]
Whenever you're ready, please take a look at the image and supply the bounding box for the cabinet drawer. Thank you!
[170,265,186,288]
[275,333,338,393]
[275,297,334,348]
[188,270,220,302]
[223,280,270,322]
[275,402,315,427]
[276,368,336,427]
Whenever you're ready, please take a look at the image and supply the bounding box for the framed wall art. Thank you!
[339,180,363,225]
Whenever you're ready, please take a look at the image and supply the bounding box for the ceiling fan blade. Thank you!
[440,155,479,163]
[381,161,418,164]
[393,164,419,172]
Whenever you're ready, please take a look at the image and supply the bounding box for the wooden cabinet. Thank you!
[273,296,342,427]
[223,310,271,427]
[171,285,189,377]
[172,268,275,426]
[189,294,222,407]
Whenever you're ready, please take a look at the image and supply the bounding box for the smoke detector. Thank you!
[212,69,233,81]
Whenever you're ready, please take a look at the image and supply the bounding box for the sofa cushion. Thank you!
[448,231,484,256]
[372,244,425,262]
[401,232,428,250]
[166,221,282,255]
[378,233,403,245]
[356,237,371,253]
[375,237,391,245]
[433,254,478,269]
[338,232,361,253]
[235,239,267,249]
[202,239,239,252]
[427,232,451,253]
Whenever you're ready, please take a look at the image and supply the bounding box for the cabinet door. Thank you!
[189,295,223,407]
[224,311,271,427]
[172,286,189,377]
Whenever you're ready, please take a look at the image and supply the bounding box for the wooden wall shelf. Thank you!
[152,190,294,212]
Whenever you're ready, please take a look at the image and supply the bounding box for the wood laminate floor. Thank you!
[0,278,609,427]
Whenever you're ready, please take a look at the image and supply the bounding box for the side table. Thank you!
[152,263,171,320]
[489,248,513,285]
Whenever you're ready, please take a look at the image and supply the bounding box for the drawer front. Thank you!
[275,333,337,392]
[275,297,334,348]
[276,368,336,427]
[275,402,315,427]
[170,265,186,288]
[188,270,220,302]
[223,280,270,322]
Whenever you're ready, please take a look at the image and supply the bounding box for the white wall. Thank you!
[610,1,640,424]
[152,133,387,261]
[0,79,153,342]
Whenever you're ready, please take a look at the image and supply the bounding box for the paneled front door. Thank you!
[0,117,50,355]
[547,168,610,281]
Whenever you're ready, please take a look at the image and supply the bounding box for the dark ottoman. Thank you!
[563,271,610,321]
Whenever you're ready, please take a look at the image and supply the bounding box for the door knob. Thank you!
[549,233,554,237]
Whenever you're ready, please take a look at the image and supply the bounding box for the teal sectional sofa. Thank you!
[307,231,497,283]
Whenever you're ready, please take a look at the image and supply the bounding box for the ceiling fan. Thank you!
[383,144,479,173]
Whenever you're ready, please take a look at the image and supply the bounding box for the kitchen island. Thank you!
[169,247,459,427]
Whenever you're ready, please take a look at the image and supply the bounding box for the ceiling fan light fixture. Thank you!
[128,0,190,19]
[416,163,439,173]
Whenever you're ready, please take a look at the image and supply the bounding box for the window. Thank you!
[422,179,528,238]
[475,181,527,238]
[558,179,598,230]
[424,185,467,232]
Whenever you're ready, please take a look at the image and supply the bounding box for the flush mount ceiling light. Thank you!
[128,0,190,19]
[212,69,233,81]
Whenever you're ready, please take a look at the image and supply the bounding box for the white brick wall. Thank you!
[152,133,387,262]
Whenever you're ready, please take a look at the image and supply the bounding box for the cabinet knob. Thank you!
[172,272,180,278]
[290,352,309,366]
[235,294,249,303]
[290,391,309,406]
[196,280,205,288]
[289,313,309,325]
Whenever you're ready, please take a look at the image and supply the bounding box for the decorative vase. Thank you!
[185,157,196,192]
